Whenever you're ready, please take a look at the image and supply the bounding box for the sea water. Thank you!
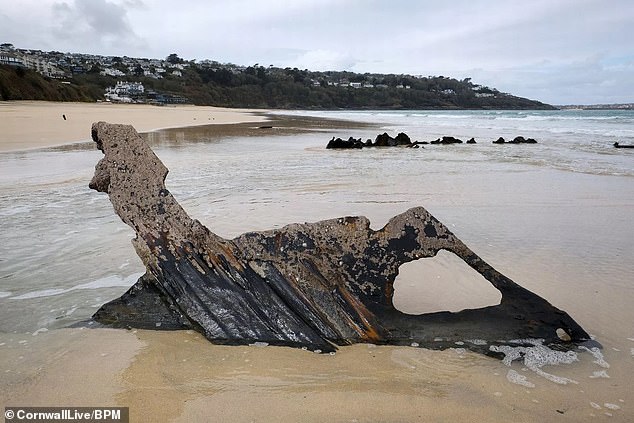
[0,110,633,417]
[280,109,634,176]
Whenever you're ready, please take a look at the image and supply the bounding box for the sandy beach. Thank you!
[1,326,630,423]
[0,101,268,152]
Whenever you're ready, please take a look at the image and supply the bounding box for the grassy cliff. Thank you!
[0,65,92,101]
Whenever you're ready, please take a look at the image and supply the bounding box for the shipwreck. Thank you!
[90,122,591,355]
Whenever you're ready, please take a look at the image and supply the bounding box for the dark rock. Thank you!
[431,136,463,145]
[394,132,412,145]
[614,142,634,148]
[466,138,476,144]
[443,136,463,144]
[326,136,364,149]
[374,132,393,147]
[507,136,538,144]
[370,132,412,147]
[490,136,539,145]
[90,122,592,355]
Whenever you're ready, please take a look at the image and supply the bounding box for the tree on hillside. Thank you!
[166,53,183,64]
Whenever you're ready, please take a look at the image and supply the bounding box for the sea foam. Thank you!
[490,339,579,385]
[10,273,142,300]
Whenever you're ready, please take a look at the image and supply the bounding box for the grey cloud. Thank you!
[286,49,358,71]
[470,57,634,104]
[75,0,133,35]
[2,0,633,103]
[51,0,144,51]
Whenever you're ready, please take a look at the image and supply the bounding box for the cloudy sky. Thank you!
[1,0,633,104]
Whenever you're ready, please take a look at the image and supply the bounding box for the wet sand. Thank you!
[0,329,142,408]
[1,328,630,422]
[0,101,269,152]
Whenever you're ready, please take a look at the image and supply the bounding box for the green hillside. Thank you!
[0,62,554,110]
[0,65,90,101]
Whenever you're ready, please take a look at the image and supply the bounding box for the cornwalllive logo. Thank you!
[4,407,128,422]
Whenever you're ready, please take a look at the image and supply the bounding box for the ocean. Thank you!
[281,109,634,176]
[1,109,633,421]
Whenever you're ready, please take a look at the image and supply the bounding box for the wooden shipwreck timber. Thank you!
[89,122,592,355]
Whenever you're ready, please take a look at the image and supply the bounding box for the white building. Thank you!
[0,53,23,67]
[143,70,162,79]
[20,54,65,78]
[104,81,144,102]
[100,68,126,77]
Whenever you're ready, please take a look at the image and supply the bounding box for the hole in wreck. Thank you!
[392,249,502,314]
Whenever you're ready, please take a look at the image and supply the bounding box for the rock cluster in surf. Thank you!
[326,132,538,149]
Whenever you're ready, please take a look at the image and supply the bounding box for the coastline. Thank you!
[0,101,269,153]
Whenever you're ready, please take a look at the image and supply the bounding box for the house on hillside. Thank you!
[20,54,66,78]
[104,81,145,102]
[100,68,126,77]
[0,53,24,67]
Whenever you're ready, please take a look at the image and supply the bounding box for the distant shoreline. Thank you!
[557,103,634,110]
[0,101,269,153]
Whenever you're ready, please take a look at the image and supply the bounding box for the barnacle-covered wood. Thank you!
[90,122,591,354]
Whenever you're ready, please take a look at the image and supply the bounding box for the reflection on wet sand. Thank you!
[143,114,378,147]
[117,330,628,422]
